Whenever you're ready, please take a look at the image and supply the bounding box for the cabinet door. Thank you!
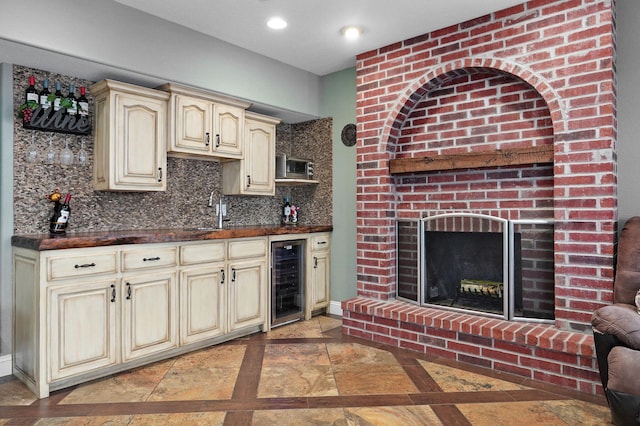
[48,280,118,381]
[122,272,177,361]
[244,118,275,195]
[213,104,244,158]
[228,259,266,331]
[310,250,330,310]
[174,95,213,153]
[113,92,167,190]
[180,266,226,345]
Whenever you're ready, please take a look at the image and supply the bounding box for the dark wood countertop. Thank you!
[12,225,333,251]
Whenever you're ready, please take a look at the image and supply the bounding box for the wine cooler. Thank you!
[271,240,305,327]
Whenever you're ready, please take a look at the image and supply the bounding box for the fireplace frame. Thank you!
[397,213,554,323]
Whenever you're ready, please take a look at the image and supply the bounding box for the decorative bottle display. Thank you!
[53,81,63,113]
[39,79,51,110]
[282,197,299,225]
[66,84,77,116]
[49,192,72,234]
[77,86,89,116]
[25,76,38,104]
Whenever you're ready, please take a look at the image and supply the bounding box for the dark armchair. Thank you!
[592,216,640,425]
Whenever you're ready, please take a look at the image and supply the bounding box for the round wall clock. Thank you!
[341,123,356,147]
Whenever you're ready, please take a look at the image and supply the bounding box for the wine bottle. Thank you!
[50,193,72,234]
[282,197,292,224]
[66,84,77,116]
[53,82,63,113]
[25,76,38,104]
[77,86,89,116]
[39,79,51,110]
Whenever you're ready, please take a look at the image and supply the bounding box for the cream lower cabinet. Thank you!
[13,237,267,398]
[179,241,227,345]
[308,233,331,315]
[227,238,268,331]
[48,279,118,382]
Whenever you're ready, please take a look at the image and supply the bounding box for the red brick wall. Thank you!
[354,0,617,332]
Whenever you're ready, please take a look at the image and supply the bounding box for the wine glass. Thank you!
[44,134,58,165]
[60,136,74,166]
[25,131,38,163]
[77,138,88,165]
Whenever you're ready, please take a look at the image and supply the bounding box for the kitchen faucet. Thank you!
[208,191,228,229]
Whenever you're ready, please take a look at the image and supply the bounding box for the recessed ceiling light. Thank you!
[340,25,363,40]
[267,16,287,30]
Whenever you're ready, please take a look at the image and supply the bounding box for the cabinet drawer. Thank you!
[47,251,118,281]
[228,238,267,260]
[310,235,330,251]
[122,246,177,271]
[180,241,226,265]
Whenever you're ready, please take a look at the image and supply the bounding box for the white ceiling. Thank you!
[113,0,525,76]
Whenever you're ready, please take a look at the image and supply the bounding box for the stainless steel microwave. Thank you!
[276,153,314,180]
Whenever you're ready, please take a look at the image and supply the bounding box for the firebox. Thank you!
[397,213,554,322]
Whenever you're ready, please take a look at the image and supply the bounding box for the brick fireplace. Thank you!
[342,0,617,395]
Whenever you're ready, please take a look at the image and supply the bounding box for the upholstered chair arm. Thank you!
[592,303,640,350]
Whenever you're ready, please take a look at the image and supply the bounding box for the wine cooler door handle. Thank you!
[110,284,116,303]
[205,132,210,146]
[215,134,220,147]
[126,282,132,300]
[157,167,163,182]
[221,269,225,284]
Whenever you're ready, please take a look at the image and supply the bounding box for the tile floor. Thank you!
[0,316,611,425]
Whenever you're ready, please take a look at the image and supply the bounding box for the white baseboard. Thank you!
[0,354,11,377]
[329,300,343,317]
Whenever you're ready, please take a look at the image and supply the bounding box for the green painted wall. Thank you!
[320,68,357,304]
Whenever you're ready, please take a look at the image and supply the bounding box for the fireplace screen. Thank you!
[397,214,554,322]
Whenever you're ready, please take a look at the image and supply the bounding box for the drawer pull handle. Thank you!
[126,283,132,300]
[75,262,96,269]
[317,241,327,245]
[110,284,116,303]
[143,257,161,262]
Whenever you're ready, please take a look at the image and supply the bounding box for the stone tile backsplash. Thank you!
[12,65,332,234]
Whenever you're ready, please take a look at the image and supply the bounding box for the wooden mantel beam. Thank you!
[389,145,554,174]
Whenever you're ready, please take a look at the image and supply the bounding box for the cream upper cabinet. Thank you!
[90,79,169,192]
[159,83,250,160]
[222,112,280,196]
